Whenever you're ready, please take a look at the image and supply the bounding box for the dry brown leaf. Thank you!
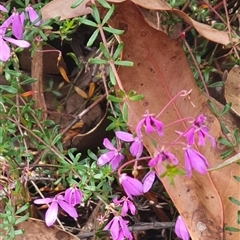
[108,2,240,239]
[74,86,88,99]
[15,217,78,240]
[108,0,239,45]
[224,66,240,116]
[59,66,71,83]
[41,0,92,21]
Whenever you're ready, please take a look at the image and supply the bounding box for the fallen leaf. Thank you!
[41,0,92,21]
[108,0,239,45]
[59,66,70,83]
[74,86,88,99]
[224,66,240,116]
[107,2,240,239]
[15,217,78,240]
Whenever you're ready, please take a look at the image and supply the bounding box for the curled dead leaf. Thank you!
[58,67,70,83]
[108,0,239,45]
[224,66,240,116]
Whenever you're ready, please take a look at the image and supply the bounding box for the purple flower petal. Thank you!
[97,151,115,166]
[175,216,190,240]
[26,6,41,26]
[0,37,11,61]
[0,4,8,12]
[103,138,116,151]
[184,147,209,177]
[142,171,155,193]
[119,174,143,199]
[34,197,53,204]
[58,198,78,218]
[45,200,58,226]
[3,37,30,48]
[110,153,124,171]
[130,137,143,158]
[12,13,23,39]
[115,131,134,142]
[64,187,82,206]
[119,217,132,239]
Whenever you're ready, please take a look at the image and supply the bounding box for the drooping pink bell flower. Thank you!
[175,215,190,240]
[119,173,143,199]
[25,5,41,26]
[0,17,30,62]
[179,114,215,147]
[34,195,78,226]
[113,196,136,216]
[10,11,23,39]
[64,186,82,206]
[148,150,178,170]
[136,111,164,136]
[104,216,133,240]
[184,147,209,177]
[115,131,143,158]
[97,138,124,171]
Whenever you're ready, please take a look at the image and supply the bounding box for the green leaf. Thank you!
[92,5,101,24]
[15,203,29,215]
[207,81,224,88]
[102,5,114,25]
[99,42,110,59]
[103,26,124,35]
[207,100,218,115]
[52,134,62,145]
[122,102,128,122]
[238,210,240,224]
[220,103,232,116]
[71,0,84,8]
[88,149,97,161]
[109,68,116,85]
[87,29,99,47]
[107,95,123,103]
[114,60,133,67]
[20,77,36,85]
[97,0,111,8]
[220,149,233,159]
[0,85,18,94]
[80,18,98,27]
[218,137,233,147]
[233,128,239,145]
[229,197,240,206]
[129,94,144,101]
[233,176,240,182]
[113,42,124,60]
[88,58,107,65]
[220,122,230,134]
[225,226,240,232]
[15,213,29,225]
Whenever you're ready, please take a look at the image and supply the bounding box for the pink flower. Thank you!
[0,18,30,62]
[180,114,215,147]
[25,5,41,26]
[115,131,143,158]
[175,215,190,240]
[64,186,82,206]
[10,11,23,39]
[184,147,209,177]
[148,150,178,170]
[34,195,78,226]
[119,173,143,199]
[0,4,8,12]
[136,111,164,136]
[97,138,124,171]
[104,216,133,240]
[113,196,136,216]
[142,171,155,193]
